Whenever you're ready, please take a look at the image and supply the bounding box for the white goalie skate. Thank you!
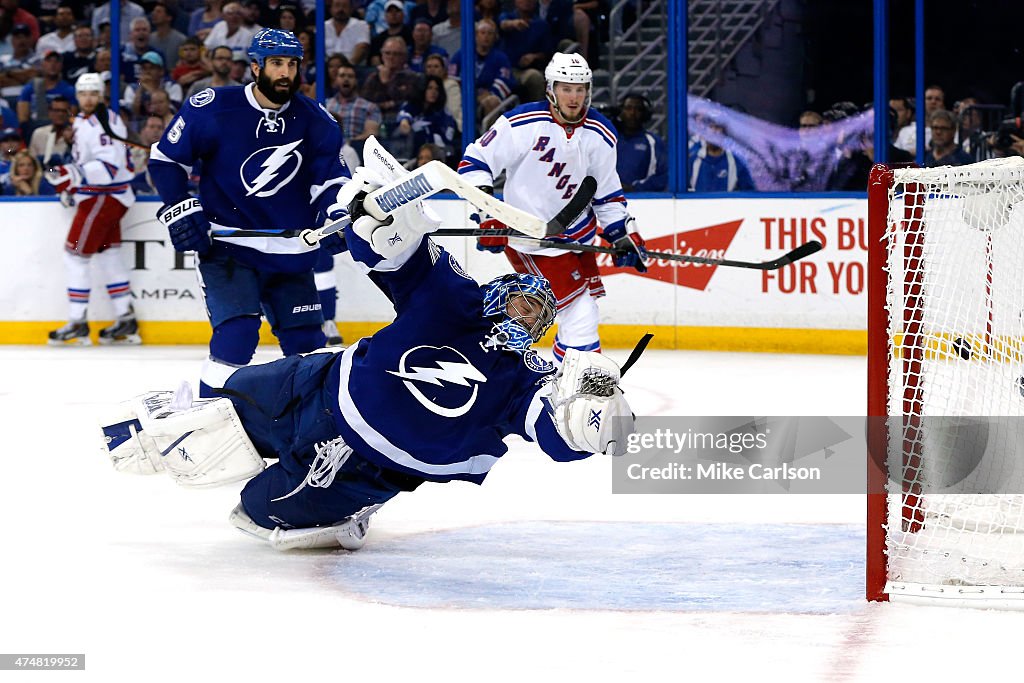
[229,503,381,552]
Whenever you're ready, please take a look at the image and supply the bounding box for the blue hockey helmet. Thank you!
[247,28,304,68]
[482,273,557,351]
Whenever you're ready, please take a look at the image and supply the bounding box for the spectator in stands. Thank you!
[241,0,264,31]
[121,16,161,81]
[890,96,915,153]
[954,96,984,157]
[3,148,44,194]
[0,99,17,128]
[325,61,380,159]
[150,3,187,70]
[498,0,549,103]
[229,47,251,83]
[412,141,446,167]
[324,0,369,65]
[430,0,460,56]
[925,85,945,116]
[369,0,411,66]
[364,0,414,35]
[276,4,305,33]
[17,51,75,130]
[572,0,607,67]
[249,0,285,30]
[96,20,110,49]
[408,18,445,72]
[924,109,972,167]
[363,35,422,124]
[36,5,76,56]
[687,115,756,192]
[122,52,181,127]
[0,127,22,177]
[189,0,224,42]
[204,2,258,51]
[171,36,208,89]
[92,0,145,40]
[296,27,316,85]
[614,92,666,192]
[61,25,96,83]
[146,87,175,126]
[0,24,38,101]
[1,0,40,43]
[396,74,457,161]
[92,48,112,92]
[475,0,501,23]
[450,19,514,129]
[28,93,71,165]
[410,0,446,27]
[185,44,238,97]
[130,113,166,195]
[799,109,822,130]
[537,0,575,50]
[423,52,460,132]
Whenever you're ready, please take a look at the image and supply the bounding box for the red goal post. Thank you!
[866,158,1024,609]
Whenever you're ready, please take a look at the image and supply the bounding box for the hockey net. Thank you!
[867,157,1024,607]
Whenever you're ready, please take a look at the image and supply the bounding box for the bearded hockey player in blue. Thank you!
[148,29,352,397]
[101,156,637,551]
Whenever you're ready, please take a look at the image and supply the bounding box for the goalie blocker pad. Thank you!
[549,349,635,456]
[101,391,265,487]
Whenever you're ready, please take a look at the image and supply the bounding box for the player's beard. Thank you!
[256,70,300,105]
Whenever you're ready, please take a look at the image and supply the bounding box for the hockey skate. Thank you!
[48,319,91,346]
[99,307,142,345]
[322,319,344,347]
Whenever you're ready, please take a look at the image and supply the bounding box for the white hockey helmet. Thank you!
[544,53,592,123]
[75,72,103,94]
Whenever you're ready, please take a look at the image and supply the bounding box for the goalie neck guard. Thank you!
[247,28,304,67]
[481,273,556,352]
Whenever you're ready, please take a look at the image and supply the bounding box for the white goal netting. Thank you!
[884,157,1024,591]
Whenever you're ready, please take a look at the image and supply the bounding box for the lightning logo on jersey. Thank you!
[240,140,304,197]
[388,346,488,418]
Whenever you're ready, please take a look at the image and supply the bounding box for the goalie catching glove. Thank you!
[548,349,635,456]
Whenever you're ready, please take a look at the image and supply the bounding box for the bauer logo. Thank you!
[598,220,743,290]
[291,303,322,314]
[373,175,434,213]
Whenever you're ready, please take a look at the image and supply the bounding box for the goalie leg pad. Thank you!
[100,401,165,475]
[135,391,265,488]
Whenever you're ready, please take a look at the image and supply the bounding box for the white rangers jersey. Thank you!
[459,101,631,256]
[70,108,135,207]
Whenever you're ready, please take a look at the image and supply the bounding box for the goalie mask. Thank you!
[481,273,557,351]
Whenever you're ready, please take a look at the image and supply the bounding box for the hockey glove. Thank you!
[473,211,508,253]
[44,164,83,194]
[603,220,648,273]
[157,196,212,255]
[320,231,349,255]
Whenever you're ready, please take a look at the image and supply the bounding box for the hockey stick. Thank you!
[434,229,823,271]
[211,173,599,245]
[93,103,151,151]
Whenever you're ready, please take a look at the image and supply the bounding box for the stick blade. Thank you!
[544,176,597,237]
[779,240,823,266]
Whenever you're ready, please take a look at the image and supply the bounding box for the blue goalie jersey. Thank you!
[320,234,591,484]
[149,84,350,272]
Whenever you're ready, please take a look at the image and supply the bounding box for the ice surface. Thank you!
[3,346,1023,681]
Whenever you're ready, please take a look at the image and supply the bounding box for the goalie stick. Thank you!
[433,230,823,271]
[211,172,598,245]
